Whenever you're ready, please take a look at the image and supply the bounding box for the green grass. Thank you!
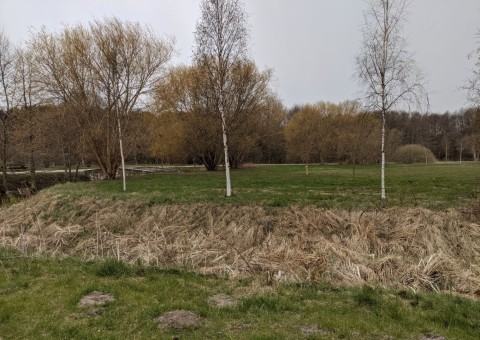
[50,163,480,209]
[1,247,479,339]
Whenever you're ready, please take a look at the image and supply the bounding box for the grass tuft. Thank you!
[355,285,382,308]
[95,258,132,278]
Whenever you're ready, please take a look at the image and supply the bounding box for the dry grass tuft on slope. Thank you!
[1,191,479,297]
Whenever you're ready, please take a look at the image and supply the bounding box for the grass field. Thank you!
[51,162,480,209]
[1,247,479,339]
[2,163,480,339]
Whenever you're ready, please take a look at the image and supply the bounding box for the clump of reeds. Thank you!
[1,191,479,297]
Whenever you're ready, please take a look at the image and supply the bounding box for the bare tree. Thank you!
[155,62,272,171]
[31,19,174,187]
[88,18,174,190]
[193,0,249,197]
[355,0,428,199]
[466,30,480,108]
[0,30,17,190]
[16,47,40,191]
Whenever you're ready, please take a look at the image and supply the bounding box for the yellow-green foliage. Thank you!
[392,144,437,164]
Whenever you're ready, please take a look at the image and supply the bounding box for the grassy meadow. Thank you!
[52,162,480,209]
[2,162,480,339]
[1,247,479,339]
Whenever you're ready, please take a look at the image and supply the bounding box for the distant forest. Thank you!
[1,10,479,190]
[6,102,480,172]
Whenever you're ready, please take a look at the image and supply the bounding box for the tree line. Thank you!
[2,95,478,174]
[1,0,479,197]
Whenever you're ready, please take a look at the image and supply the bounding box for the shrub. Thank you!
[391,144,437,164]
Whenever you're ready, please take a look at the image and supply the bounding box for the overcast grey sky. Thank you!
[1,0,479,112]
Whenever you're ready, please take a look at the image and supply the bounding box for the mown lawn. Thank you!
[1,247,479,339]
[51,163,480,209]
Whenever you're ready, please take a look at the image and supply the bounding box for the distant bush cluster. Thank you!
[391,144,437,164]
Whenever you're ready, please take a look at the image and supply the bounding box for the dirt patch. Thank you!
[300,325,331,336]
[78,291,115,307]
[208,294,238,308]
[156,310,202,330]
[77,291,115,316]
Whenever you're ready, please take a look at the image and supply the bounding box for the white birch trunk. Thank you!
[220,109,232,197]
[116,107,126,191]
[381,112,386,200]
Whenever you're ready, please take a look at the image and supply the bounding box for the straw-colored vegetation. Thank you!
[2,164,480,338]
[392,144,437,164]
[2,189,479,297]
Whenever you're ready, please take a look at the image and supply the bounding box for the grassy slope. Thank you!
[2,163,480,339]
[50,163,480,209]
[1,248,479,339]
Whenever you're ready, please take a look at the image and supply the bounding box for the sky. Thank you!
[1,0,479,113]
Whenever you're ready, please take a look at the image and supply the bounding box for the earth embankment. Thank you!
[1,190,479,297]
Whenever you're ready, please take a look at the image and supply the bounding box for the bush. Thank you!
[391,144,437,164]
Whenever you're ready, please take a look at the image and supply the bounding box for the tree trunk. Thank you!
[445,141,448,161]
[200,152,218,171]
[29,135,37,191]
[2,123,7,190]
[220,109,232,197]
[74,161,80,181]
[116,110,126,191]
[381,111,386,200]
[459,142,463,164]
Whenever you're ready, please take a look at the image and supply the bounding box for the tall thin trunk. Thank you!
[112,61,126,191]
[459,142,463,164]
[2,123,7,190]
[29,135,36,191]
[74,161,80,181]
[116,106,126,191]
[28,107,37,190]
[220,108,232,197]
[381,111,386,200]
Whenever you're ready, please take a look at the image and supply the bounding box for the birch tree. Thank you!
[355,0,428,199]
[155,62,272,171]
[88,18,173,190]
[193,0,249,197]
[466,30,480,108]
[31,19,173,186]
[0,31,16,190]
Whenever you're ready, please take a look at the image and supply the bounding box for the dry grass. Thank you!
[1,190,479,297]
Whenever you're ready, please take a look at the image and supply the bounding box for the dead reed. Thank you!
[1,191,479,296]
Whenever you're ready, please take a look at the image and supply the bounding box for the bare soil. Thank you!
[77,291,115,316]
[207,293,238,308]
[78,291,115,307]
[156,310,202,330]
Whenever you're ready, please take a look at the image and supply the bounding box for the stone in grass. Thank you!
[156,310,202,330]
[77,291,115,316]
[208,294,238,308]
